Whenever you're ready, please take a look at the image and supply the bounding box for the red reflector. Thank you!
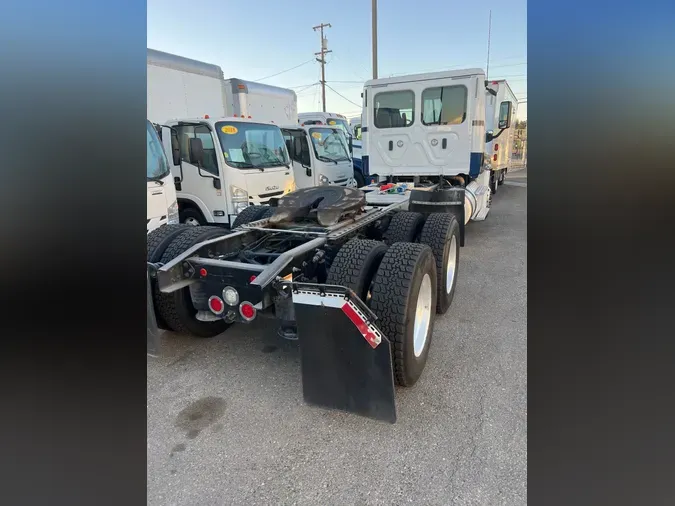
[249,275,257,283]
[248,115,252,119]
[204,114,210,119]
[493,154,498,161]
[238,84,245,89]
[200,268,208,277]
[209,296,224,314]
[492,81,499,85]
[233,114,238,117]
[240,302,255,320]
[494,144,499,151]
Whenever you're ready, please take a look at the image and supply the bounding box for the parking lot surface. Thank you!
[148,173,527,505]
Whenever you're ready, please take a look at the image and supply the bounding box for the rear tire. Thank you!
[370,242,437,387]
[383,212,425,246]
[326,239,388,302]
[419,213,460,314]
[147,224,192,263]
[231,205,271,229]
[155,227,232,338]
[490,170,498,195]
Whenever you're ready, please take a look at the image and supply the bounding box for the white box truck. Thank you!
[147,119,179,232]
[281,124,355,188]
[147,48,296,227]
[484,79,519,194]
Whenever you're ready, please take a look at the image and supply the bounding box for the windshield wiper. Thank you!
[316,155,338,165]
[147,176,166,185]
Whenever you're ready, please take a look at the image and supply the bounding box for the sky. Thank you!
[148,0,527,120]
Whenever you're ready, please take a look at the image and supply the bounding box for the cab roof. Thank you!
[365,68,485,87]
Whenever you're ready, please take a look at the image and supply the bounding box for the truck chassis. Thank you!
[147,185,465,422]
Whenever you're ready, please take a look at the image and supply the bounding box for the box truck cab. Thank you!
[281,125,355,188]
[298,112,367,187]
[147,119,179,232]
[165,116,294,226]
[484,79,518,192]
[147,49,296,227]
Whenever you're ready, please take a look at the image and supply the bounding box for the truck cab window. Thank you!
[146,120,170,179]
[174,125,219,176]
[422,85,467,126]
[373,90,414,129]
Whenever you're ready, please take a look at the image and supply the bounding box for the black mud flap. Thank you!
[147,272,162,357]
[292,284,397,423]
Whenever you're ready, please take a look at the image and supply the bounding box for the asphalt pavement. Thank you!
[147,175,527,506]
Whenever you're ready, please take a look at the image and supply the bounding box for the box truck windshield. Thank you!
[217,122,289,169]
[147,120,171,181]
[309,127,351,163]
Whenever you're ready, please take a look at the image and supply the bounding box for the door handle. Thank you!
[388,140,393,151]
[441,138,447,149]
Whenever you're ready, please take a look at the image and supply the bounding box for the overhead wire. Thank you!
[254,59,315,81]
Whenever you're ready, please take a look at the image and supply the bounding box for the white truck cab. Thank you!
[362,68,514,223]
[165,116,294,226]
[281,125,355,188]
[147,119,179,232]
[147,48,296,227]
[298,112,352,135]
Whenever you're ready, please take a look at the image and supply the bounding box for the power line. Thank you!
[254,59,315,81]
[325,83,362,108]
[294,82,319,94]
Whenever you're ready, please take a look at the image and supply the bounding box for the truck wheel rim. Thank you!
[413,273,433,357]
[184,217,200,226]
[446,235,458,294]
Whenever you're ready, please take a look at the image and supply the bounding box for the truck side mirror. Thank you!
[348,135,353,155]
[498,101,513,130]
[188,137,204,166]
[171,134,181,166]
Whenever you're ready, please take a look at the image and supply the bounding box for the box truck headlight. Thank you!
[319,174,330,185]
[230,185,249,214]
[167,199,180,224]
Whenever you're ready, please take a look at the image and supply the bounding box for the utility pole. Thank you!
[486,10,492,79]
[313,22,332,112]
[372,0,378,79]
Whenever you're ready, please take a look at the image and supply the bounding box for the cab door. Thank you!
[283,129,314,188]
[173,124,225,223]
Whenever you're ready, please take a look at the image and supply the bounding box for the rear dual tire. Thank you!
[419,213,460,314]
[149,226,232,338]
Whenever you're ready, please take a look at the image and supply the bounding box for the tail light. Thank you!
[239,302,256,321]
[494,144,499,151]
[493,154,498,161]
[208,296,225,315]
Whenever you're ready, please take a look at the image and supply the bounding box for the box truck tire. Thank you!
[370,242,438,387]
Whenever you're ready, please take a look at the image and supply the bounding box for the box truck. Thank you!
[147,48,296,227]
[484,79,519,194]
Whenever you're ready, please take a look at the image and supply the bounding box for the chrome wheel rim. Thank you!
[413,273,433,357]
[446,235,458,294]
